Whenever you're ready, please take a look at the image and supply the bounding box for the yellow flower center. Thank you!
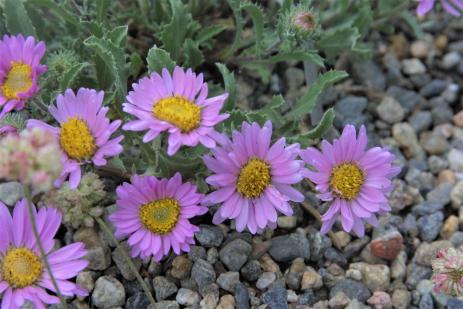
[1,62,33,100]
[153,96,201,133]
[1,248,42,288]
[59,117,96,161]
[237,158,271,198]
[329,163,364,200]
[139,198,181,235]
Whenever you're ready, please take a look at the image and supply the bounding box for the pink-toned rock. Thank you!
[368,291,392,309]
[454,111,463,128]
[371,230,403,260]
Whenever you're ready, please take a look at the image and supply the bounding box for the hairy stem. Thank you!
[24,186,68,309]
[96,217,157,308]
[300,202,343,250]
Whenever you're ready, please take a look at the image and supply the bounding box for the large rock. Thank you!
[269,233,310,262]
[92,276,125,309]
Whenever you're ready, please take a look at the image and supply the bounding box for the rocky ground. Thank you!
[5,12,463,309]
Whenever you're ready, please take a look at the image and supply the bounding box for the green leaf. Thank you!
[183,39,203,69]
[220,109,248,131]
[299,108,335,140]
[81,21,104,37]
[107,25,128,47]
[286,70,348,120]
[266,51,324,67]
[4,0,35,36]
[221,0,244,59]
[147,46,176,73]
[160,0,192,61]
[216,63,236,111]
[83,35,128,106]
[241,3,264,57]
[129,52,143,77]
[261,95,285,126]
[27,0,80,27]
[59,62,89,91]
[97,0,111,22]
[317,27,361,60]
[400,11,424,39]
[196,24,226,45]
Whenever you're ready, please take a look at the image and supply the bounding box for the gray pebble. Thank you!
[219,239,252,271]
[269,233,311,262]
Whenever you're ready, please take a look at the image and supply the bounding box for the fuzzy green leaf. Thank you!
[317,27,361,60]
[221,0,244,58]
[4,0,35,36]
[83,35,128,105]
[160,0,192,61]
[216,63,237,112]
[27,0,80,27]
[129,52,143,77]
[108,25,128,46]
[59,62,89,91]
[299,108,335,140]
[183,39,203,69]
[241,3,264,57]
[196,24,226,45]
[147,46,176,73]
[286,70,348,120]
[97,0,111,22]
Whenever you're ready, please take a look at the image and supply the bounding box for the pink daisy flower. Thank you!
[417,0,463,16]
[0,199,88,308]
[432,247,463,296]
[0,34,47,117]
[203,121,306,234]
[109,173,207,261]
[300,125,400,237]
[27,88,124,189]
[123,66,229,155]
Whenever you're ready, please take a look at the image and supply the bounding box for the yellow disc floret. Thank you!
[153,96,201,133]
[60,117,96,161]
[139,198,181,234]
[1,62,32,100]
[1,247,43,288]
[329,163,364,200]
[237,158,271,198]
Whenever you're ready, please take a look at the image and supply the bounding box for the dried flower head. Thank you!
[432,247,463,296]
[42,172,106,228]
[0,127,62,192]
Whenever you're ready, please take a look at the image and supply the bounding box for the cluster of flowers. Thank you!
[0,33,402,307]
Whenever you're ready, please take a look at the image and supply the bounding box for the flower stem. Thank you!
[301,202,343,250]
[96,217,157,308]
[24,186,68,309]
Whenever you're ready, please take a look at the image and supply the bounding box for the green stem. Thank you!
[96,217,157,308]
[24,186,68,309]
